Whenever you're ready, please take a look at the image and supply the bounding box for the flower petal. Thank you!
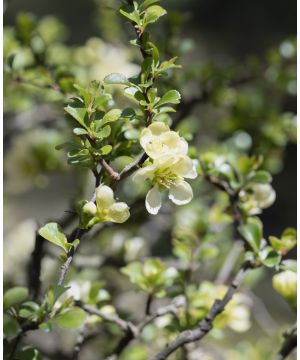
[148,121,169,135]
[169,181,193,205]
[171,155,196,178]
[107,202,130,223]
[96,185,114,209]
[82,201,97,215]
[132,164,156,183]
[146,186,162,215]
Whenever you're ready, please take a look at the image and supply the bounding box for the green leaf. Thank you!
[159,57,181,72]
[104,73,131,86]
[65,105,88,129]
[101,109,122,126]
[46,285,69,309]
[140,0,160,11]
[38,223,68,251]
[156,90,181,107]
[15,346,41,360]
[143,5,167,26]
[99,145,112,155]
[95,125,111,139]
[4,314,20,338]
[73,128,88,136]
[39,321,53,333]
[238,220,262,252]
[259,246,281,267]
[119,8,140,24]
[4,287,29,309]
[54,307,86,329]
[248,170,272,184]
[269,227,297,255]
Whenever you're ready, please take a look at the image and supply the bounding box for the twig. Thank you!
[99,158,120,181]
[73,323,88,360]
[57,228,88,286]
[76,302,138,335]
[151,261,252,360]
[274,324,297,360]
[27,211,77,299]
[215,240,243,284]
[145,293,153,316]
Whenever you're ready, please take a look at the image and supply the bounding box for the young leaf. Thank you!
[238,220,262,253]
[95,125,111,139]
[99,145,113,155]
[104,73,131,86]
[54,307,86,329]
[119,8,140,24]
[65,105,88,129]
[73,128,88,136]
[4,287,29,309]
[259,246,281,267]
[140,0,160,12]
[143,5,167,26]
[247,170,272,184]
[38,223,68,251]
[4,314,20,338]
[101,109,122,126]
[156,90,181,107]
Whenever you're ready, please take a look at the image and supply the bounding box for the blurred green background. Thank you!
[3,0,297,359]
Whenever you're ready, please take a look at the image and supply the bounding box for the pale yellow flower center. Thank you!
[154,168,179,189]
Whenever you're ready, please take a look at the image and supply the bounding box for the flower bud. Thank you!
[96,185,114,208]
[107,202,130,223]
[82,201,97,215]
[273,270,297,308]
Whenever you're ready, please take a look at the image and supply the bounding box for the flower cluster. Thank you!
[133,122,197,215]
[82,185,130,227]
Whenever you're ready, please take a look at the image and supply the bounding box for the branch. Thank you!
[57,228,88,286]
[274,324,297,360]
[215,240,243,284]
[27,211,77,299]
[152,261,252,360]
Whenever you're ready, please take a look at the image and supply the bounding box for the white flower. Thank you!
[251,183,276,208]
[273,270,297,307]
[240,183,276,215]
[133,154,197,215]
[83,185,130,224]
[96,185,130,223]
[140,122,188,159]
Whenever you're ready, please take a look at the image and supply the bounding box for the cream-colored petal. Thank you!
[107,202,130,223]
[82,201,97,215]
[161,131,181,148]
[171,155,195,178]
[132,164,156,183]
[185,163,198,179]
[140,128,152,149]
[145,186,162,215]
[169,181,193,205]
[179,139,188,155]
[96,185,115,209]
[148,121,169,135]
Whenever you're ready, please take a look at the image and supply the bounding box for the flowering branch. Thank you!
[152,261,253,360]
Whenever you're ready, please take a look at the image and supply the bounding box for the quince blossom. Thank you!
[140,122,188,159]
[240,183,276,215]
[83,185,130,224]
[133,154,197,215]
